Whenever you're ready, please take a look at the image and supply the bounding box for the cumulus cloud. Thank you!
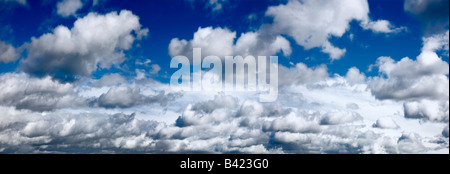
[279,63,329,86]
[93,73,126,87]
[397,133,427,153]
[345,67,366,85]
[0,73,82,112]
[57,0,83,17]
[404,0,449,34]
[20,10,149,82]
[169,26,291,60]
[0,107,163,153]
[96,86,181,109]
[373,117,400,129]
[368,31,449,101]
[319,111,361,125]
[403,100,449,122]
[266,0,403,60]
[0,41,19,63]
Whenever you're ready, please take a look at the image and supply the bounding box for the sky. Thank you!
[0,0,448,154]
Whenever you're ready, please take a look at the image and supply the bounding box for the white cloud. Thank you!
[93,73,126,87]
[0,41,19,63]
[0,73,81,112]
[96,86,179,108]
[403,100,449,122]
[397,133,427,154]
[150,64,161,74]
[368,31,449,101]
[21,10,148,81]
[279,63,329,86]
[266,0,403,60]
[346,67,366,85]
[373,117,400,129]
[57,0,83,17]
[169,26,291,60]
[361,20,406,33]
[319,110,361,125]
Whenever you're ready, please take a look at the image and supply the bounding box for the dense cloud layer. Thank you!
[0,73,81,112]
[20,10,148,81]
[0,1,448,154]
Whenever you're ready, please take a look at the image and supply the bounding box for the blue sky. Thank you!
[0,0,448,154]
[0,0,438,79]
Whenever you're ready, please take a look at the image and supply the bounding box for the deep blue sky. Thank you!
[0,0,442,82]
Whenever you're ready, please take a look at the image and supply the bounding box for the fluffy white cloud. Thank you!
[266,0,403,60]
[279,63,329,86]
[169,26,291,60]
[369,31,449,101]
[57,0,83,17]
[96,86,180,108]
[345,67,366,85]
[93,73,126,87]
[397,133,427,154]
[0,73,81,112]
[0,74,447,153]
[0,41,19,63]
[403,100,449,122]
[361,20,406,33]
[21,10,149,81]
[373,117,400,129]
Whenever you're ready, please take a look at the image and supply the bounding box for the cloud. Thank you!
[404,0,449,34]
[188,0,228,12]
[0,73,81,112]
[443,125,449,138]
[279,63,329,86]
[403,100,449,122]
[150,64,161,74]
[0,107,163,153]
[266,0,403,60]
[96,86,181,109]
[169,26,291,60]
[373,117,400,129]
[0,41,19,63]
[368,31,449,101]
[0,0,26,5]
[93,73,126,87]
[57,0,83,17]
[319,110,361,125]
[361,20,407,33]
[20,10,149,82]
[345,67,366,85]
[397,133,427,153]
